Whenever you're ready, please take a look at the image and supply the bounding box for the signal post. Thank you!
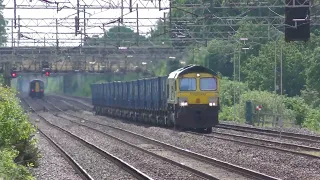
[3,62,12,87]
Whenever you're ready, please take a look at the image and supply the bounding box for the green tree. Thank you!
[300,89,320,108]
[303,108,320,131]
[104,26,139,46]
[306,47,320,94]
[0,74,3,85]
[206,39,235,77]
[167,59,181,73]
[242,39,306,96]
[149,19,171,46]
[84,26,148,47]
[219,77,249,107]
[0,0,7,46]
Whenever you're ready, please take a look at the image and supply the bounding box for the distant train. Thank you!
[91,65,220,133]
[29,79,44,98]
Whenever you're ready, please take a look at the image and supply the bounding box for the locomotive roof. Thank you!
[91,65,217,85]
[168,64,217,79]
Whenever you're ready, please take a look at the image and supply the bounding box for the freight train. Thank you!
[29,79,44,98]
[91,65,220,133]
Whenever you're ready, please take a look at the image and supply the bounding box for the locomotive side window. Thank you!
[179,78,196,91]
[200,77,217,90]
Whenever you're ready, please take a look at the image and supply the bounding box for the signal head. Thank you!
[11,71,17,78]
[45,71,50,76]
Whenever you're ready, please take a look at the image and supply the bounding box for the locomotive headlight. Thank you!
[180,101,188,106]
[178,97,188,107]
[208,97,218,106]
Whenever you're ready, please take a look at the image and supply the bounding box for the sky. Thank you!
[2,0,170,47]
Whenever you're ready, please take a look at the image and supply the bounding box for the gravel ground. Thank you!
[64,110,320,180]
[212,127,320,148]
[41,112,208,180]
[29,130,82,180]
[32,113,136,180]
[45,95,320,179]
[58,113,255,180]
[45,96,80,111]
[21,97,44,112]
[21,98,81,180]
[48,95,92,111]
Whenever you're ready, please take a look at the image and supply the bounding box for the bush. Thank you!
[219,88,297,124]
[300,89,320,108]
[284,97,310,126]
[0,86,39,179]
[0,149,34,180]
[219,105,242,122]
[219,77,249,107]
[303,108,320,131]
[0,74,3,85]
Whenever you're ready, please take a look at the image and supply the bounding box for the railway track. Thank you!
[48,94,320,144]
[23,98,153,180]
[20,98,94,180]
[46,95,320,158]
[186,131,320,159]
[36,129,94,180]
[44,98,279,180]
[217,123,320,143]
[49,95,320,157]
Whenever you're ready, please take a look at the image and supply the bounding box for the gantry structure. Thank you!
[0,0,318,79]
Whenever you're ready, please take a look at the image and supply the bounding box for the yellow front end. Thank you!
[176,72,219,106]
[173,72,219,129]
[35,82,40,92]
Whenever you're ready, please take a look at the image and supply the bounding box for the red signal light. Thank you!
[45,71,50,76]
[11,71,17,78]
[256,105,262,111]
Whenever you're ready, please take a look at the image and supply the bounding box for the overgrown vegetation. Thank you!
[0,0,6,46]
[0,86,39,179]
[0,1,37,179]
[218,77,320,131]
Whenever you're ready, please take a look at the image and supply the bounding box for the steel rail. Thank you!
[40,99,224,180]
[24,98,153,180]
[217,124,320,143]
[43,104,220,180]
[46,95,320,158]
[21,98,94,180]
[49,95,320,156]
[44,98,280,180]
[186,131,320,159]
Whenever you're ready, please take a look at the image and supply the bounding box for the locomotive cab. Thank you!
[167,65,220,133]
[29,79,45,98]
